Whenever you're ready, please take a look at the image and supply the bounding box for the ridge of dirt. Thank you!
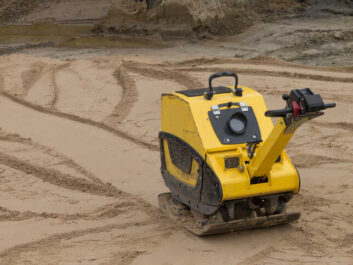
[0,129,103,184]
[0,220,167,265]
[100,0,306,38]
[0,91,159,151]
[237,246,277,265]
[164,56,353,73]
[291,153,352,168]
[123,60,204,89]
[104,65,138,125]
[0,152,121,198]
[49,62,71,108]
[313,121,353,131]
[0,73,3,94]
[0,42,55,56]
[176,66,353,83]
[21,62,47,97]
[0,201,136,222]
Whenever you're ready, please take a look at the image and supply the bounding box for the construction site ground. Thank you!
[0,0,352,264]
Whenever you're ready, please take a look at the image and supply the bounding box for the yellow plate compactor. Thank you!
[158,72,335,236]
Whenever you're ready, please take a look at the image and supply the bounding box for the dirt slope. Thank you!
[0,52,352,264]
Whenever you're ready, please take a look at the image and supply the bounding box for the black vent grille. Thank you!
[225,156,239,169]
[167,139,192,174]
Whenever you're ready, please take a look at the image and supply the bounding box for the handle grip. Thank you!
[265,108,292,117]
[323,103,336,109]
[206,72,239,100]
[265,102,336,117]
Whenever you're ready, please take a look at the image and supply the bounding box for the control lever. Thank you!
[265,88,336,118]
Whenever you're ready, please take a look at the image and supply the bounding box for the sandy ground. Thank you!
[0,48,352,265]
[0,2,352,264]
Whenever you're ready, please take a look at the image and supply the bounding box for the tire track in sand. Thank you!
[102,250,146,265]
[166,57,353,74]
[103,61,202,147]
[48,62,71,108]
[312,121,353,131]
[103,65,138,125]
[0,91,174,264]
[0,130,104,184]
[0,91,158,151]
[0,67,158,151]
[0,81,163,208]
[18,62,70,108]
[0,74,4,95]
[0,201,136,222]
[237,246,276,265]
[291,154,352,168]
[0,126,161,217]
[123,60,204,89]
[0,152,122,198]
[21,62,47,98]
[176,66,353,84]
[0,220,166,265]
[0,151,163,221]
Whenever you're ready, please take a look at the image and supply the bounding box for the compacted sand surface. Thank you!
[0,51,352,264]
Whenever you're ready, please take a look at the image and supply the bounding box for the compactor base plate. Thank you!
[158,192,300,236]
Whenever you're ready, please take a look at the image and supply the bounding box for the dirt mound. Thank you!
[0,0,40,23]
[96,0,306,38]
[0,0,112,24]
[2,0,352,41]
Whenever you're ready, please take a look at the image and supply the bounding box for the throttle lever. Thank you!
[265,88,336,118]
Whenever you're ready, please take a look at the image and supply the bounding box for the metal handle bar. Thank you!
[205,72,239,100]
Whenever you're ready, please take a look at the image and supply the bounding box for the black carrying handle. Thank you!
[205,72,241,100]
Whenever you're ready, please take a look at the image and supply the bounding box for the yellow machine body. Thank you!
[161,86,299,204]
[158,73,334,235]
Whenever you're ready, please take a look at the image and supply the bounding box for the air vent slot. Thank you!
[225,156,239,169]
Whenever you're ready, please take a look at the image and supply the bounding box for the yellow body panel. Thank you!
[177,86,273,153]
[161,85,300,202]
[161,94,204,156]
